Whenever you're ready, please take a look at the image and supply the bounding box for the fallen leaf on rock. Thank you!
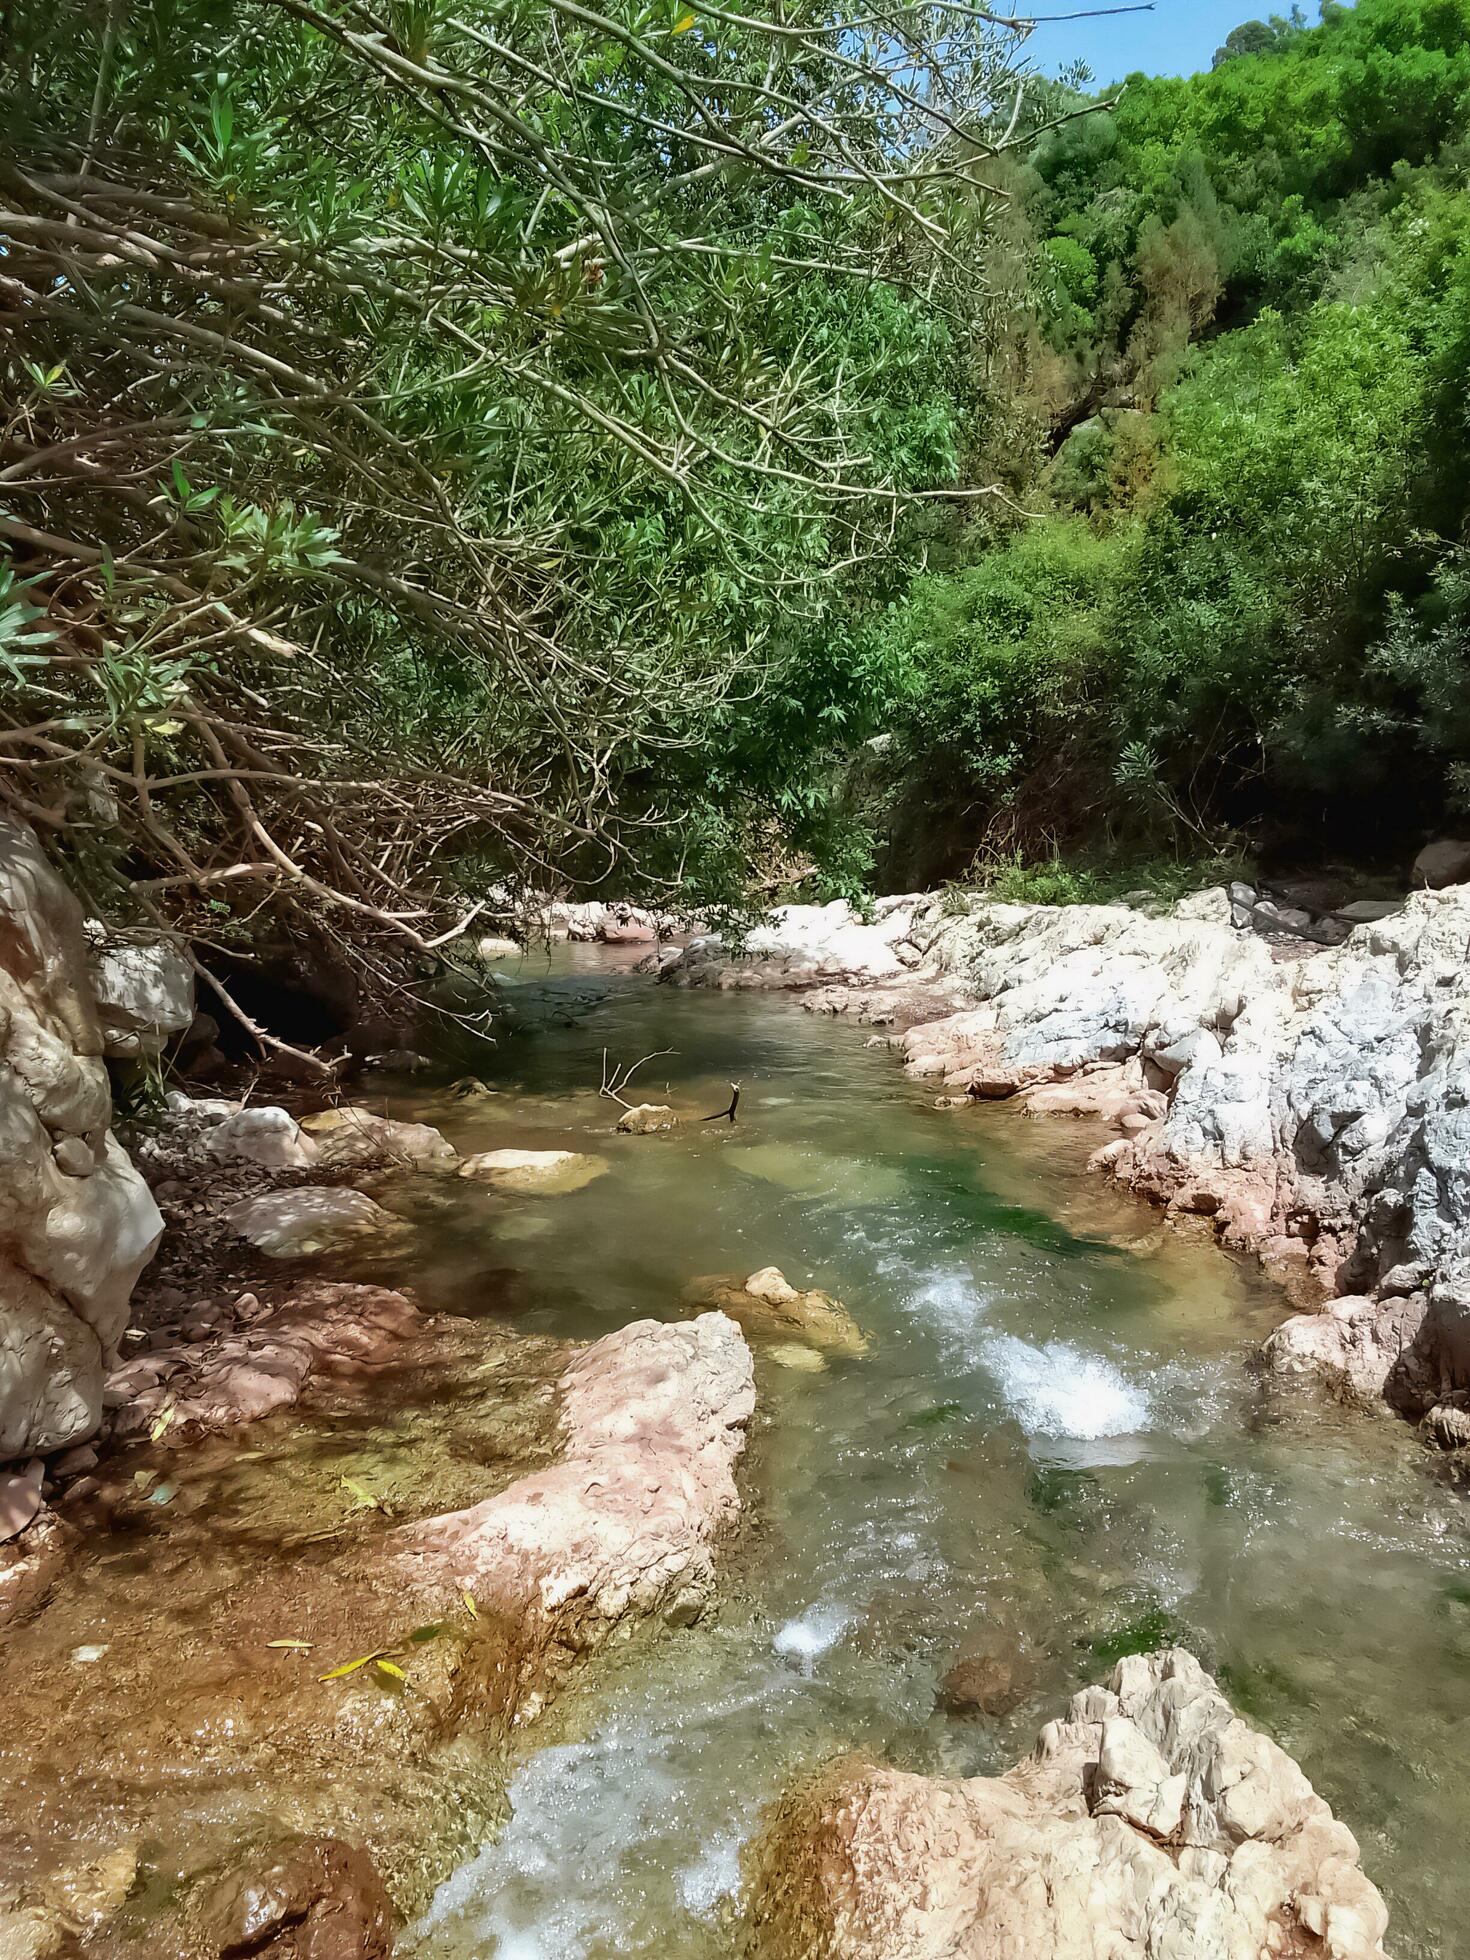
[374,1658,407,1683]
[318,1649,390,1681]
[147,1481,178,1506]
[266,1639,313,1651]
[148,1401,177,1442]
[462,1594,479,1619]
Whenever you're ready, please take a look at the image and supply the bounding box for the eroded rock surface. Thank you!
[107,1282,422,1439]
[298,1106,457,1170]
[746,1648,1389,1960]
[0,820,162,1456]
[392,1313,754,1687]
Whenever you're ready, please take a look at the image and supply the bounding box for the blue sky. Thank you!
[1024,1,1296,86]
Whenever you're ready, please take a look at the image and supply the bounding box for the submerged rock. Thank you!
[392,1314,754,1678]
[458,1147,608,1193]
[0,819,162,1458]
[194,1835,397,1960]
[684,1268,868,1356]
[746,1648,1389,1960]
[225,1187,400,1258]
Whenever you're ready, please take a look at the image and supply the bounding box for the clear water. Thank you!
[372,946,1470,1959]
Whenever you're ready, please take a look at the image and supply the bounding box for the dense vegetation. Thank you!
[0,0,1028,1006]
[861,0,1470,886]
[4,0,1470,985]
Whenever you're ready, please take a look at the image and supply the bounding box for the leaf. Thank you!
[408,1623,444,1644]
[132,1468,157,1492]
[673,9,696,29]
[149,1400,177,1442]
[339,1475,385,1512]
[147,1480,178,1505]
[318,1649,389,1681]
[265,1638,313,1650]
[374,1658,408,1682]
[462,1593,479,1619]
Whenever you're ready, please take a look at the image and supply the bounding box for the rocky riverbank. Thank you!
[665,882,1470,1439]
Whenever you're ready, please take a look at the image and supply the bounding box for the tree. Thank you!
[0,0,1053,1037]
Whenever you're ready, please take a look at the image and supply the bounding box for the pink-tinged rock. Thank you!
[0,1470,43,1543]
[392,1314,754,1670]
[108,1284,421,1440]
[747,1649,1390,1960]
[1263,1294,1432,1412]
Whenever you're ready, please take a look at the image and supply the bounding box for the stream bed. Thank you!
[377,948,1470,1960]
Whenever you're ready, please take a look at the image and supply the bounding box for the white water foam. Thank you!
[981,1332,1150,1439]
[772,1601,853,1669]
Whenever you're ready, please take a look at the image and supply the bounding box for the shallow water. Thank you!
[373,948,1470,1960]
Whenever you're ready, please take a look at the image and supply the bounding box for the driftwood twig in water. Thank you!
[702,1083,740,1124]
[599,1048,676,1110]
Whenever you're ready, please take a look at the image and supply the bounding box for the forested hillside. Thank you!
[4,0,1470,962]
[865,0,1470,887]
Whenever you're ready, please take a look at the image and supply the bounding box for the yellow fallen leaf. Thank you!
[339,1475,384,1512]
[149,1401,177,1443]
[462,1593,479,1619]
[374,1658,407,1682]
[318,1649,388,1681]
[266,1639,313,1651]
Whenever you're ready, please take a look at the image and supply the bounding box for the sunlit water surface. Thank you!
[371,948,1470,1959]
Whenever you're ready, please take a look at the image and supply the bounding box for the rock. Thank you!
[616,1103,679,1134]
[1337,899,1404,925]
[0,819,163,1457]
[684,1268,868,1356]
[1412,837,1470,889]
[37,1845,136,1930]
[457,1147,608,1193]
[109,1283,420,1439]
[203,1106,319,1169]
[0,1471,43,1543]
[50,1133,95,1177]
[392,1314,754,1666]
[85,927,194,1057]
[449,1076,496,1099]
[767,1342,827,1372]
[746,1648,1390,1960]
[475,934,522,962]
[197,1836,396,1960]
[224,1187,400,1258]
[298,1106,457,1169]
[936,1647,1032,1718]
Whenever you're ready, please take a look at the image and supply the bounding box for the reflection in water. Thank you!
[384,948,1468,1960]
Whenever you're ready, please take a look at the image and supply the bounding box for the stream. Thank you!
[9,944,1470,1958]
[377,947,1470,1960]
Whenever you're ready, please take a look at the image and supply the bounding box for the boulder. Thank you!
[0,820,162,1457]
[684,1267,868,1356]
[616,1103,679,1134]
[298,1106,457,1169]
[746,1648,1390,1960]
[392,1314,754,1666]
[85,927,194,1057]
[1412,838,1470,889]
[474,934,522,962]
[457,1147,608,1194]
[224,1187,400,1258]
[204,1106,319,1169]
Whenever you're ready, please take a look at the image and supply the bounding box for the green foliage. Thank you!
[863,0,1470,881]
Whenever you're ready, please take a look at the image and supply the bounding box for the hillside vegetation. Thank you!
[863,0,1470,886]
[3,0,1469,980]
